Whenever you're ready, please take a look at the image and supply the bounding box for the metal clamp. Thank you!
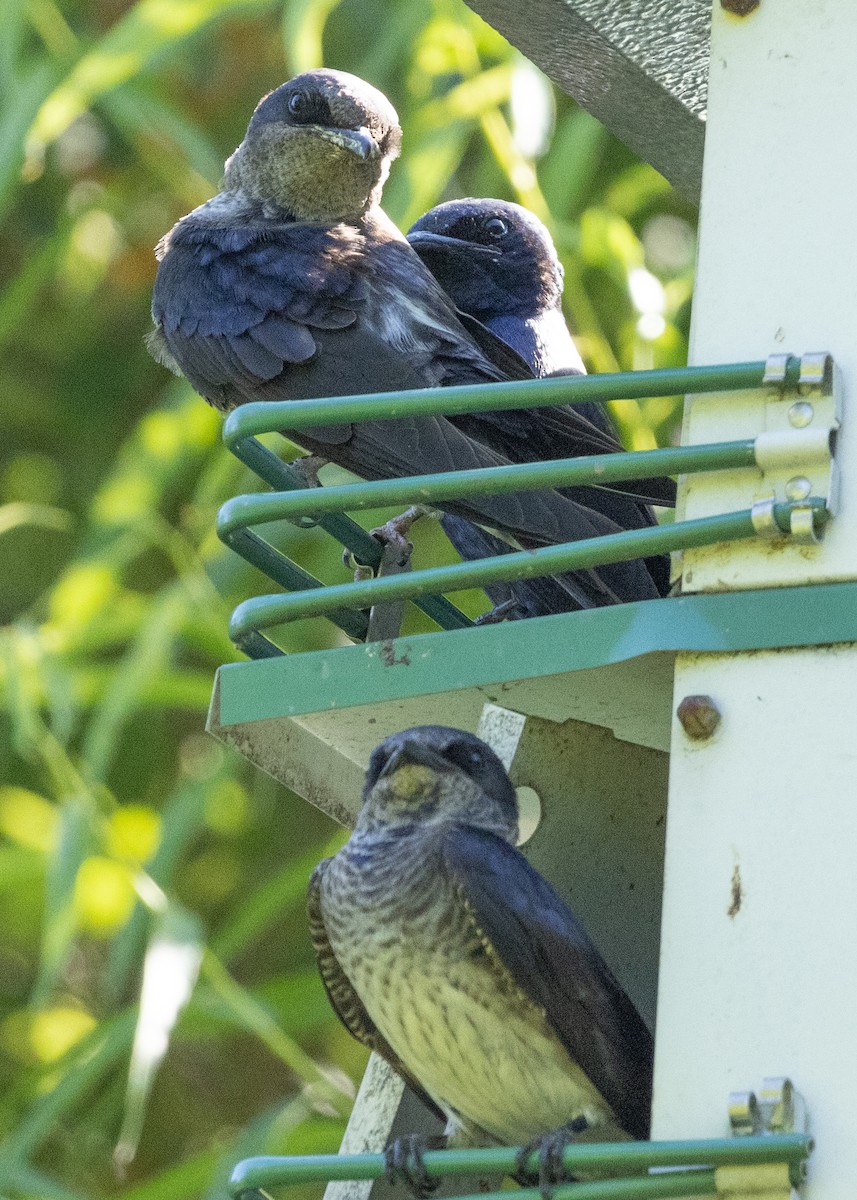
[750,497,781,539]
[760,350,840,517]
[798,351,834,395]
[762,353,794,388]
[729,1077,807,1137]
[788,504,822,545]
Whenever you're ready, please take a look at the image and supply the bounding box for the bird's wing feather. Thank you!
[441,828,653,1139]
[307,860,446,1120]
[455,311,535,381]
[152,220,376,429]
[151,218,501,440]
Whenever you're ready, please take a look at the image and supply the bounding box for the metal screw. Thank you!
[785,475,812,501]
[721,0,760,14]
[677,694,721,740]
[788,401,814,428]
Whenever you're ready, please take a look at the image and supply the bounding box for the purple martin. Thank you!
[308,726,653,1190]
[148,71,668,612]
[408,199,675,616]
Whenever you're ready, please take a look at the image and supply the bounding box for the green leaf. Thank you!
[1,1010,136,1162]
[0,1161,88,1200]
[31,794,93,1008]
[282,0,344,75]
[28,0,278,152]
[114,902,205,1173]
[104,773,214,1001]
[102,83,224,189]
[211,832,343,962]
[0,59,55,219]
[81,582,188,782]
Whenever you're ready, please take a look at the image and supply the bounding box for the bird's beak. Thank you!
[316,125,380,161]
[380,741,449,778]
[407,231,500,258]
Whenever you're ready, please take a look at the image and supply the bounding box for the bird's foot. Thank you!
[474,598,522,626]
[290,454,328,489]
[384,1133,446,1198]
[341,506,430,575]
[513,1117,589,1200]
[350,560,375,584]
[370,506,430,569]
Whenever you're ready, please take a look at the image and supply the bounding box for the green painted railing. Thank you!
[226,500,828,653]
[218,441,756,535]
[222,359,800,444]
[218,358,827,658]
[229,1134,813,1200]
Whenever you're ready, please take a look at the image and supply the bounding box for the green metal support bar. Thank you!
[218,441,756,536]
[436,1177,716,1200]
[230,434,472,632]
[228,1134,812,1198]
[222,359,800,445]
[227,500,828,644]
[226,527,369,643]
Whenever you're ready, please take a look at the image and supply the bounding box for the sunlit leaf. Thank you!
[282,0,344,75]
[2,1009,136,1161]
[104,774,212,1002]
[0,60,55,218]
[28,1005,97,1064]
[114,902,204,1172]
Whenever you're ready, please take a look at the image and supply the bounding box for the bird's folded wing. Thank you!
[441,828,654,1140]
[151,220,375,436]
[460,405,677,509]
[306,860,446,1121]
[455,311,535,382]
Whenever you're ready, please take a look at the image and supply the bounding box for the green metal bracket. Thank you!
[225,500,828,651]
[212,579,857,730]
[217,356,833,658]
[228,1134,813,1200]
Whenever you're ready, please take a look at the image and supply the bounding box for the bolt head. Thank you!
[785,475,812,501]
[721,0,760,13]
[788,401,814,428]
[677,694,721,740]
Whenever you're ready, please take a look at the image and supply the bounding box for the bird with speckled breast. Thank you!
[408,198,675,618]
[148,70,672,612]
[308,725,653,1194]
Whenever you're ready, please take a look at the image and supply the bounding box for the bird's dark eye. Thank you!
[484,217,508,239]
[287,90,330,125]
[446,742,486,775]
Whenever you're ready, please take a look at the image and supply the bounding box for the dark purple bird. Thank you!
[309,725,653,1193]
[148,71,668,614]
[408,198,675,617]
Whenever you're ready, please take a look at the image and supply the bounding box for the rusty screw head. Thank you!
[677,694,722,740]
[721,0,759,14]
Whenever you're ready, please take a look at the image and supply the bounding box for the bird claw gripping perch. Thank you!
[289,455,328,489]
[384,1133,444,1198]
[369,506,431,569]
[342,507,432,640]
[341,506,430,576]
[474,597,522,625]
[514,1117,589,1200]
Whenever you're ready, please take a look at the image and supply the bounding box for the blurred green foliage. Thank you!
[0,0,696,1196]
